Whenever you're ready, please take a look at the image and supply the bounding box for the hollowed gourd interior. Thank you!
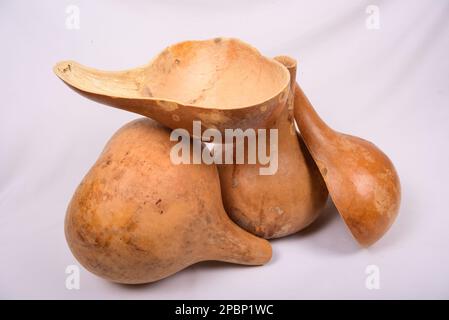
[55,38,290,109]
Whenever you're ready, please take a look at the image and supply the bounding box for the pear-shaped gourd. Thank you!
[65,118,271,284]
[293,84,401,246]
[54,38,290,137]
[218,57,328,239]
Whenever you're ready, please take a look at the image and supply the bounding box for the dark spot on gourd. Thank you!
[126,221,137,232]
[113,170,124,180]
[142,86,153,97]
[76,229,86,242]
[62,64,71,73]
[125,237,147,252]
[101,157,112,168]
[155,199,163,214]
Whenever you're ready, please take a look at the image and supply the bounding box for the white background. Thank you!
[1,0,448,299]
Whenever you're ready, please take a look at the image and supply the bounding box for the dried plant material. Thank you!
[65,119,272,284]
[218,57,328,239]
[54,38,290,136]
[293,85,401,246]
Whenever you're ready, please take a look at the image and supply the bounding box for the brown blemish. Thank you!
[126,221,138,232]
[142,86,153,97]
[62,64,71,73]
[113,170,124,180]
[76,229,86,242]
[101,157,112,168]
[155,198,164,214]
[125,237,147,252]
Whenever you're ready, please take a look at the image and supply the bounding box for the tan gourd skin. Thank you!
[293,84,401,246]
[65,118,271,284]
[218,57,328,239]
[57,37,401,256]
[53,38,290,137]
